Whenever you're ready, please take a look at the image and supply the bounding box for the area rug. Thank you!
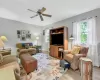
[29,53,66,80]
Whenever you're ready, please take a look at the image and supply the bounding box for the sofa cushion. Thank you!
[29,43,33,46]
[20,49,28,53]
[0,54,3,64]
[22,43,25,48]
[25,43,30,49]
[65,54,73,63]
[16,43,34,49]
[71,46,81,55]
[28,48,36,52]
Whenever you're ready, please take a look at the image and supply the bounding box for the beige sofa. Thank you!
[16,43,36,56]
[64,45,89,70]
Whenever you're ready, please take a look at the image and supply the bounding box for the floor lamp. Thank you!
[69,35,74,49]
[0,36,8,49]
[36,36,39,46]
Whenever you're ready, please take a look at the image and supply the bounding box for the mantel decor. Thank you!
[17,30,31,41]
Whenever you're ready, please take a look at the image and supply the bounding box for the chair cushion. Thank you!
[0,54,3,64]
[65,54,73,63]
[71,46,81,55]
[28,48,36,52]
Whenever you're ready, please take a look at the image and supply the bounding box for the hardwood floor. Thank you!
[59,67,100,80]
[93,67,100,80]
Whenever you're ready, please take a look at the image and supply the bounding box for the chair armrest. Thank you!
[64,50,71,54]
[72,54,86,62]
[74,54,86,58]
[71,54,86,70]
[14,70,21,80]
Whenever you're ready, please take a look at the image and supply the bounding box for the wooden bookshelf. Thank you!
[50,26,68,59]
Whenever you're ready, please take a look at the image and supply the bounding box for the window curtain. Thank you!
[73,22,81,45]
[87,17,99,66]
[73,17,99,66]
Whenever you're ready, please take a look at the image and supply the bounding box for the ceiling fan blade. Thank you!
[39,14,43,21]
[30,14,38,18]
[27,9,37,13]
[40,7,46,13]
[42,14,52,17]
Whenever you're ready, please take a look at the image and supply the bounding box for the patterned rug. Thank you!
[29,53,66,80]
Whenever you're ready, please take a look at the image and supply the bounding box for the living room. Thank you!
[0,0,100,80]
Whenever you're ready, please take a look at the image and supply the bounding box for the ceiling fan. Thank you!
[28,7,52,21]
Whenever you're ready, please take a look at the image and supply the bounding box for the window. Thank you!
[73,20,89,45]
[80,22,88,44]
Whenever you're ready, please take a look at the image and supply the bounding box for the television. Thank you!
[51,34,63,45]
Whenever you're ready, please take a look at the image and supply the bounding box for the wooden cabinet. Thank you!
[50,45,63,58]
[50,45,54,57]
[50,26,68,59]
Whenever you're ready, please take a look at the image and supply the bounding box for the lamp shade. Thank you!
[0,38,4,48]
[69,35,74,40]
[36,36,39,40]
[0,36,8,41]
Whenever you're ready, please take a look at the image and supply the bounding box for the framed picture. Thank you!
[21,35,26,41]
[17,30,31,41]
[17,30,21,34]
[27,34,31,39]
[27,30,30,34]
[21,30,26,35]
[17,34,21,38]
[26,30,30,34]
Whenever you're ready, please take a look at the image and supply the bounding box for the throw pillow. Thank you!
[25,44,29,49]
[22,43,25,48]
[0,53,3,64]
[71,46,81,55]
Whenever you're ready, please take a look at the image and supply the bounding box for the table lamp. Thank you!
[0,38,4,49]
[69,34,74,49]
[0,36,8,49]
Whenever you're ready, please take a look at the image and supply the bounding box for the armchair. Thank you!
[0,54,20,80]
[64,46,89,70]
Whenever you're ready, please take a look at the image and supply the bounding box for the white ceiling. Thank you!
[0,0,100,26]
